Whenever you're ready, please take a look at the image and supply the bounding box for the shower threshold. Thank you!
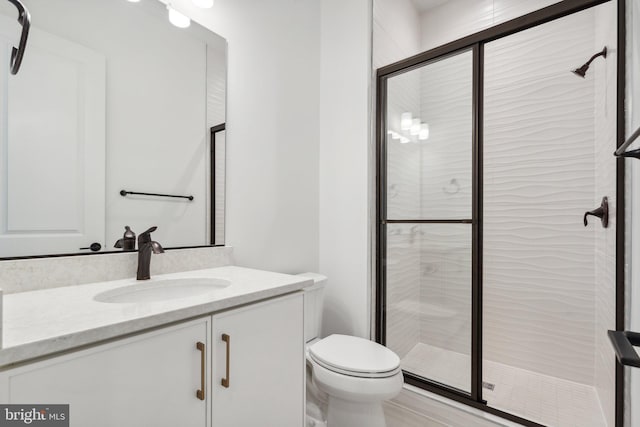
[402,343,607,427]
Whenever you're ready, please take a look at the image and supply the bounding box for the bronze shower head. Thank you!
[572,47,607,78]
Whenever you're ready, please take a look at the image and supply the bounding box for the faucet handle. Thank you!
[138,226,158,245]
[151,241,164,254]
[141,226,158,235]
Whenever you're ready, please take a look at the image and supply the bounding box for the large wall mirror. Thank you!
[0,0,227,258]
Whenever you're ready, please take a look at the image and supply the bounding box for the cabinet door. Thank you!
[211,293,304,427]
[0,318,210,427]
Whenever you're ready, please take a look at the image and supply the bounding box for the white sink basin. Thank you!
[94,278,231,304]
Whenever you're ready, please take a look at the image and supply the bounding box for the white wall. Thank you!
[169,0,321,275]
[318,0,372,338]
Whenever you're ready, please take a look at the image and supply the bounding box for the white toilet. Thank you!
[300,273,404,427]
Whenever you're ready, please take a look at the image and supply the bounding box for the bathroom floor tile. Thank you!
[401,343,607,427]
[383,401,447,427]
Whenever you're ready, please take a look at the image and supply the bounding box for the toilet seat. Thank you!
[308,356,404,403]
[308,334,401,378]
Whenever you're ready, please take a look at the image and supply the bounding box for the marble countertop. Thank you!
[0,266,311,367]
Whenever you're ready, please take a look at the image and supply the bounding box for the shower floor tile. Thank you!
[402,343,607,427]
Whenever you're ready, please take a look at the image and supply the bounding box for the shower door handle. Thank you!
[583,197,608,228]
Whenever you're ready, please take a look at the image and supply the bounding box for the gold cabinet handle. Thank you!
[196,341,206,400]
[221,334,230,388]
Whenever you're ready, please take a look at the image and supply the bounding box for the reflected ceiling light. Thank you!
[419,123,430,140]
[400,112,412,131]
[410,118,421,136]
[387,130,401,140]
[192,0,214,8]
[167,5,191,28]
[400,136,410,144]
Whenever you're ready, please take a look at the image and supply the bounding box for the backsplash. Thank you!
[0,246,234,294]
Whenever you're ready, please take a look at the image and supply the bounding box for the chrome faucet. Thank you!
[137,226,164,280]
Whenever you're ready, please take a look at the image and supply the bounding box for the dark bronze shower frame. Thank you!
[374,1,626,426]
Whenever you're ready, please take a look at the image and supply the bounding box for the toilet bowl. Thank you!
[299,273,404,427]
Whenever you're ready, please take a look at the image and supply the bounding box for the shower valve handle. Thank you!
[583,197,609,228]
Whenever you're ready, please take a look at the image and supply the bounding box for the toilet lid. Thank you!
[309,334,400,376]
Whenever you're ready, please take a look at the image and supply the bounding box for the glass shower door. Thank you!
[482,4,616,426]
[382,48,474,393]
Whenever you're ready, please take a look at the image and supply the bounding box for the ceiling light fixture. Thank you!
[167,4,191,28]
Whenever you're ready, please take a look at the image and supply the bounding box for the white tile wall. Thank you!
[483,7,598,385]
[385,61,422,359]
[418,50,473,220]
[387,71,422,219]
[385,50,473,363]
[418,224,472,361]
[386,224,422,359]
[420,0,562,52]
[592,3,619,427]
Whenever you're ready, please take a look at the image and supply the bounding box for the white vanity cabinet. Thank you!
[0,317,210,427]
[0,292,304,427]
[211,292,304,426]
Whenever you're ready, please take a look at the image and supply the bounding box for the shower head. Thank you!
[572,47,607,78]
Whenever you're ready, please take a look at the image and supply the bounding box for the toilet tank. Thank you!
[297,273,327,343]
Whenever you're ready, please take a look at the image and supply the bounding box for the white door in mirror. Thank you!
[0,19,105,257]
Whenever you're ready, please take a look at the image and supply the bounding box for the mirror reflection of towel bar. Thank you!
[120,190,194,201]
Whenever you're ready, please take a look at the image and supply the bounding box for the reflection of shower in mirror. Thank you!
[442,178,460,195]
[388,184,399,198]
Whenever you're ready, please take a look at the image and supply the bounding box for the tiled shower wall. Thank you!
[385,45,473,359]
[483,8,597,385]
[417,51,472,355]
[376,0,422,360]
[377,3,618,422]
[593,2,618,426]
[385,47,422,359]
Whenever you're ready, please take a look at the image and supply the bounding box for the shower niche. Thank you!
[376,2,620,427]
